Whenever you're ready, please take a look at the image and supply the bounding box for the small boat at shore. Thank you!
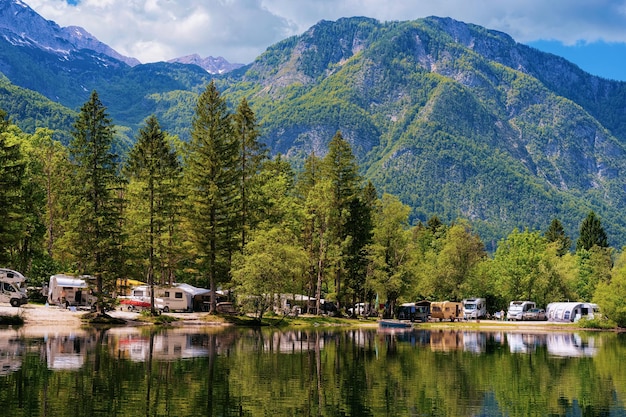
[378,319,413,329]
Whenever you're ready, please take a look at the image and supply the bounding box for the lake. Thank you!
[1,325,625,416]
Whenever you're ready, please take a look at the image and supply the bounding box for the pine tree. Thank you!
[64,91,123,313]
[545,218,571,256]
[184,81,239,313]
[234,97,266,249]
[0,110,26,265]
[125,115,181,315]
[322,131,360,311]
[576,211,608,251]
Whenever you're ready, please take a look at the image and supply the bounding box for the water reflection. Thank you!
[0,326,621,416]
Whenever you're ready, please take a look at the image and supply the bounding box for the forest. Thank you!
[1,81,626,326]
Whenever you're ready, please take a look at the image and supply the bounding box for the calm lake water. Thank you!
[1,324,625,416]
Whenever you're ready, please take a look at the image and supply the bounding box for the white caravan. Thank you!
[0,268,28,307]
[546,302,600,323]
[506,300,536,321]
[47,274,96,308]
[462,298,487,320]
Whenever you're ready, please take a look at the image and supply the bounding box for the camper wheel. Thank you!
[162,306,170,313]
[10,298,19,307]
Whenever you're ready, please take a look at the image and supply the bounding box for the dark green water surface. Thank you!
[0,325,625,416]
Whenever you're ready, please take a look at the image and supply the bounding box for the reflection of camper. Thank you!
[430,330,463,351]
[397,301,430,322]
[462,331,486,353]
[430,301,462,322]
[46,332,97,369]
[0,268,28,307]
[463,298,487,320]
[47,274,96,308]
[546,302,600,322]
[506,300,536,321]
[0,331,23,374]
[546,333,598,357]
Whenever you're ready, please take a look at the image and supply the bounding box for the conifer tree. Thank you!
[125,115,181,315]
[576,211,608,251]
[234,97,266,249]
[0,110,26,265]
[545,218,571,256]
[64,91,123,313]
[184,81,239,313]
[322,131,360,311]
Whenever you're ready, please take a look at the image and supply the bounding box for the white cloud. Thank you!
[25,0,626,64]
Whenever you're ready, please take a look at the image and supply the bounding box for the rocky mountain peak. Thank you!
[0,0,139,66]
[167,54,244,74]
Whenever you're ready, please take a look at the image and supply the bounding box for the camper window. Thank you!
[175,292,183,299]
[165,291,170,297]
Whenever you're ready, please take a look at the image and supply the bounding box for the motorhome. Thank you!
[430,301,463,322]
[462,298,487,320]
[0,268,28,307]
[47,274,96,308]
[506,300,536,321]
[546,302,600,323]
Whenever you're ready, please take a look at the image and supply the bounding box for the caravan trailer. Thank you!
[546,302,600,322]
[397,301,431,322]
[506,300,536,321]
[0,268,28,307]
[462,298,487,320]
[47,274,96,309]
[430,301,463,322]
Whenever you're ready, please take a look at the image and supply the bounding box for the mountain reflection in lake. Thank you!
[0,326,625,416]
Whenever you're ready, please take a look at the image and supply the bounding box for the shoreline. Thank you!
[1,303,606,336]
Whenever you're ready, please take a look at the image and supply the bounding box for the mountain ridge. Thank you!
[2,5,626,248]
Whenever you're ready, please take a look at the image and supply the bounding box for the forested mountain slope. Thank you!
[3,9,626,248]
[221,17,626,248]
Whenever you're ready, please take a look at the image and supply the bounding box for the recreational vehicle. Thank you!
[430,301,463,322]
[0,268,28,307]
[47,274,96,308]
[546,302,600,323]
[506,300,536,321]
[462,298,487,320]
[156,283,215,312]
[397,300,430,322]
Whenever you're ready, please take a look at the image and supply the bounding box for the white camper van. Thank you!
[462,298,487,320]
[506,300,536,321]
[0,268,28,307]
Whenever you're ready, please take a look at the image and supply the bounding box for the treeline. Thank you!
[1,81,626,324]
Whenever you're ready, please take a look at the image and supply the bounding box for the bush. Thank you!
[577,316,617,330]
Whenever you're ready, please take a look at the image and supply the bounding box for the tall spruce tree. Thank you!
[125,115,181,315]
[576,211,608,251]
[0,110,26,265]
[545,218,571,256]
[234,97,266,249]
[322,131,360,311]
[65,91,123,314]
[184,81,239,313]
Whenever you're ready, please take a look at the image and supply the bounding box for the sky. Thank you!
[25,0,626,81]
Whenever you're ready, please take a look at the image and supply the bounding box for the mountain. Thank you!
[219,16,626,248]
[168,54,244,74]
[3,6,626,249]
[0,0,139,66]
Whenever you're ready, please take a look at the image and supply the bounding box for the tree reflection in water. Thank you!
[0,327,622,416]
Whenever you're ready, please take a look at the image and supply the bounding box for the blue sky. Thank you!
[24,0,626,81]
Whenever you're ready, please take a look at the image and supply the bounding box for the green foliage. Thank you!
[577,211,609,251]
[62,91,124,313]
[183,81,240,310]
